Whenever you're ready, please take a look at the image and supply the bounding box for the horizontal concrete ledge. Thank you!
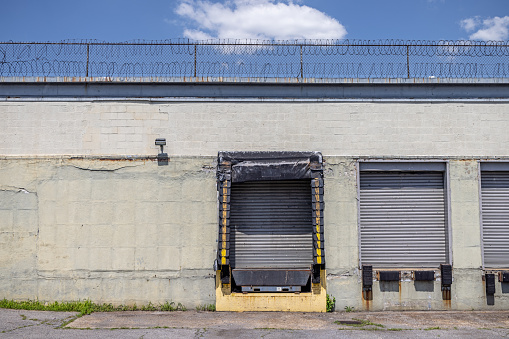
[0,155,159,161]
[2,155,509,161]
[3,97,509,103]
[2,76,509,84]
[1,80,509,100]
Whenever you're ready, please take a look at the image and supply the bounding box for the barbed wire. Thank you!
[1,40,508,79]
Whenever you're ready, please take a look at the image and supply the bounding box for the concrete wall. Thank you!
[1,101,509,157]
[0,156,218,307]
[1,99,509,310]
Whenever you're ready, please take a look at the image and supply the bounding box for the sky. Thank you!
[1,0,508,42]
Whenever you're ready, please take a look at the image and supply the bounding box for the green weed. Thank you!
[335,319,385,328]
[0,299,187,316]
[196,304,216,312]
[344,305,355,312]
[424,326,441,330]
[160,301,186,311]
[326,294,336,312]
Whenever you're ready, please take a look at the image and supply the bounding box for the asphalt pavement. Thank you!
[1,308,509,338]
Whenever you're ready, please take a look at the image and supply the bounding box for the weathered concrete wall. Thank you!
[1,98,508,310]
[1,156,507,310]
[0,183,39,300]
[0,157,218,307]
[1,101,509,157]
[321,158,362,310]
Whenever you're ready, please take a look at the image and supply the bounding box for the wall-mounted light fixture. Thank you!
[155,138,168,166]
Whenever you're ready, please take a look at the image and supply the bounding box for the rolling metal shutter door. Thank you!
[360,172,448,268]
[481,171,509,268]
[230,180,313,269]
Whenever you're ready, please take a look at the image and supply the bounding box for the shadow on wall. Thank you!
[378,281,435,293]
[414,281,434,292]
[379,281,399,292]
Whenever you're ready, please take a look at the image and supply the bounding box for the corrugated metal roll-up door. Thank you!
[481,171,509,268]
[360,171,448,268]
[230,180,313,269]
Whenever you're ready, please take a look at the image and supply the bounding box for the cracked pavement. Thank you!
[1,308,509,338]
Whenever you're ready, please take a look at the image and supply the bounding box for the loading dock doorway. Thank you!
[215,152,325,310]
[480,163,509,269]
[358,162,450,268]
[230,180,313,292]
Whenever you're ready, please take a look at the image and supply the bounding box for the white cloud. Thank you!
[174,0,347,41]
[460,17,480,32]
[460,16,509,41]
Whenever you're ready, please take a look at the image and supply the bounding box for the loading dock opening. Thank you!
[358,162,452,301]
[358,162,450,269]
[480,163,509,270]
[215,151,326,311]
[230,180,314,293]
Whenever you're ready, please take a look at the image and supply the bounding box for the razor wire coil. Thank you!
[0,39,508,79]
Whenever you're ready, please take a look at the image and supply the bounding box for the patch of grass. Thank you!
[335,319,385,328]
[0,299,96,315]
[196,304,215,312]
[424,326,441,330]
[356,319,384,328]
[140,302,156,311]
[336,320,404,332]
[194,328,207,338]
[338,326,384,331]
[1,324,36,334]
[160,302,186,311]
[326,294,336,312]
[344,306,355,312]
[59,315,82,329]
[256,328,279,330]
[0,299,186,316]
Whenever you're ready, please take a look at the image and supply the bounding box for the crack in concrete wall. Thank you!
[0,186,37,195]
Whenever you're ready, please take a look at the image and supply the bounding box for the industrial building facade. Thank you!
[1,77,508,312]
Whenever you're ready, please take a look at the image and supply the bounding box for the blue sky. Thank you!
[1,0,508,42]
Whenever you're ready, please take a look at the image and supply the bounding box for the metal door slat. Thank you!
[230,180,313,269]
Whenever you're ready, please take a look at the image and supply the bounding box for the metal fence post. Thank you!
[406,45,410,78]
[86,43,90,78]
[194,44,197,78]
[300,45,303,79]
